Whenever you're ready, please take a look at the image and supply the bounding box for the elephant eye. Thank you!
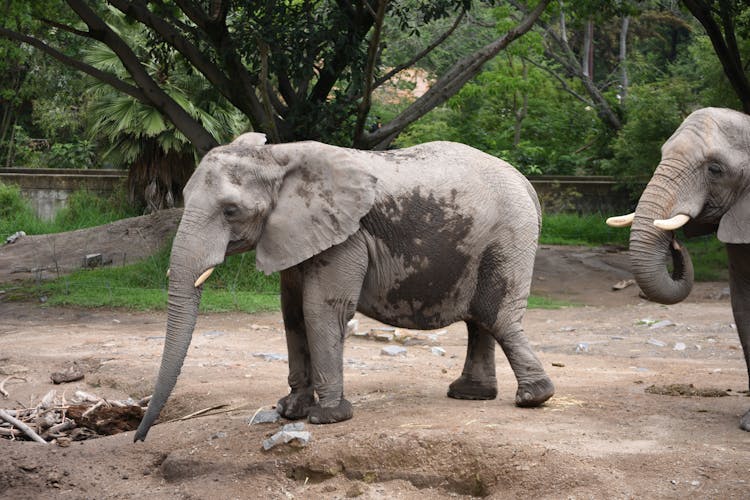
[223,204,240,218]
[707,163,723,175]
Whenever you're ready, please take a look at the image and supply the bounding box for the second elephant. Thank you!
[135,136,554,441]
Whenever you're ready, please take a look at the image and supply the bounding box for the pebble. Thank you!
[430,346,446,356]
[202,330,225,337]
[262,428,311,450]
[248,409,281,425]
[649,320,676,330]
[252,352,288,362]
[575,342,589,353]
[673,342,687,351]
[381,346,407,357]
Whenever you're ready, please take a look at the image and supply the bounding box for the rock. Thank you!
[575,342,589,353]
[346,319,359,337]
[374,333,394,342]
[262,425,311,450]
[612,278,635,290]
[552,362,565,367]
[649,320,676,329]
[673,342,687,351]
[381,346,407,357]
[560,326,576,332]
[430,346,446,356]
[5,231,26,244]
[82,253,103,268]
[647,338,667,347]
[252,352,288,362]
[282,422,305,432]
[50,365,84,384]
[249,409,281,425]
[210,431,227,440]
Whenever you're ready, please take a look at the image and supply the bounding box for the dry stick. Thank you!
[0,427,21,438]
[0,375,27,399]
[175,404,229,421]
[0,409,47,444]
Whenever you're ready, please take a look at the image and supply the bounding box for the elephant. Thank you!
[134,133,555,441]
[607,107,750,431]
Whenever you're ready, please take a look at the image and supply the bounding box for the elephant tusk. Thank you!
[605,213,635,227]
[194,268,215,288]
[654,214,691,231]
[166,268,170,278]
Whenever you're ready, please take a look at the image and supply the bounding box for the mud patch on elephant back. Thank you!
[645,383,729,397]
[360,187,472,325]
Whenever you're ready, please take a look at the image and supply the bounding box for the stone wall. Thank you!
[0,168,127,220]
[1,169,640,220]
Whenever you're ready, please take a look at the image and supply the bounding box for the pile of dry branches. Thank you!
[0,386,149,446]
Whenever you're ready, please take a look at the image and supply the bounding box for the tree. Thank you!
[681,0,750,113]
[0,0,550,157]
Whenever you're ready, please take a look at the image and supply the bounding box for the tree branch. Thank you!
[359,0,551,149]
[372,9,466,92]
[0,27,147,102]
[64,0,219,153]
[353,0,388,144]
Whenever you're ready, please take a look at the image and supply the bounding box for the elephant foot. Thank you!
[515,375,555,408]
[276,388,315,420]
[308,398,353,424]
[447,375,498,400]
[741,408,750,432]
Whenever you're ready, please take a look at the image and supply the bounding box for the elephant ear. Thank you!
[255,144,378,274]
[718,193,750,243]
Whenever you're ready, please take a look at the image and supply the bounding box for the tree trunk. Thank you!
[619,15,630,103]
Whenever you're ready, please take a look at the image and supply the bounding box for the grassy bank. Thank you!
[0,183,727,311]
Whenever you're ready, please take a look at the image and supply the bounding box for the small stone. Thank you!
[282,422,305,432]
[202,330,225,338]
[673,342,687,351]
[249,410,281,425]
[575,342,589,353]
[374,333,394,342]
[252,352,288,362]
[649,320,676,330]
[50,366,84,384]
[647,338,667,347]
[5,231,26,244]
[210,432,227,440]
[430,346,446,356]
[552,362,565,367]
[381,346,407,357]
[82,253,103,268]
[346,319,359,337]
[560,326,576,332]
[262,430,311,450]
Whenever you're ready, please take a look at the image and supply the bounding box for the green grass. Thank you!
[540,213,728,282]
[1,188,728,314]
[540,213,630,246]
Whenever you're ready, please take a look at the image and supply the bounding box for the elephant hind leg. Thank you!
[448,321,498,400]
[469,250,554,407]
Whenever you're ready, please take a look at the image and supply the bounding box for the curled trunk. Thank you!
[629,185,694,305]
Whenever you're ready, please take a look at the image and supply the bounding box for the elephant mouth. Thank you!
[226,239,255,256]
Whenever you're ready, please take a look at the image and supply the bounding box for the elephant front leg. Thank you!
[276,268,315,420]
[302,237,368,424]
[448,321,498,400]
[727,244,750,431]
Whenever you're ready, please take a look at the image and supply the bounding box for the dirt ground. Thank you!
[1,245,749,499]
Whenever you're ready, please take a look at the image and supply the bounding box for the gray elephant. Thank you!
[607,107,750,431]
[134,134,554,441]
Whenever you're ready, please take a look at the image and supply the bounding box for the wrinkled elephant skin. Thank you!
[134,133,554,441]
[614,108,750,431]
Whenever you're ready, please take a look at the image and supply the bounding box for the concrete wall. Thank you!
[0,168,127,220]
[1,169,639,220]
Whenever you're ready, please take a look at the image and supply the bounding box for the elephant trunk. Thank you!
[134,224,219,442]
[629,174,695,305]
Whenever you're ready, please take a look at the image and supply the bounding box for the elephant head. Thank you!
[607,107,750,304]
[134,133,377,441]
